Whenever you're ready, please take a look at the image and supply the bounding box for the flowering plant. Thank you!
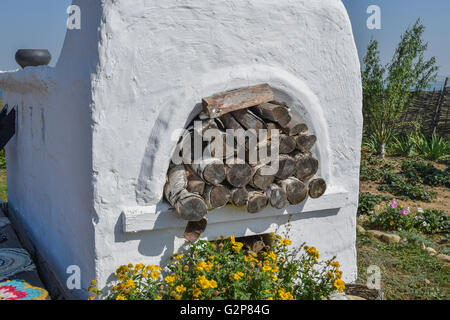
[88,234,344,300]
[368,200,415,231]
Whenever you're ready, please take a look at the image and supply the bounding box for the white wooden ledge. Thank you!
[122,187,349,233]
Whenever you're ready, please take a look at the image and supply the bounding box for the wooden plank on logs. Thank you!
[202,83,275,118]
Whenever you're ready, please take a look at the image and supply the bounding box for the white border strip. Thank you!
[122,187,349,233]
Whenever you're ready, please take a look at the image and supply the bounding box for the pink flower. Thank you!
[390,200,397,209]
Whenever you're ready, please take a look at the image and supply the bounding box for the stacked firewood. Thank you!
[164,84,327,229]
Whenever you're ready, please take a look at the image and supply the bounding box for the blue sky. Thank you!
[0,0,449,87]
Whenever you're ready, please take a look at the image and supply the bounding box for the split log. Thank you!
[292,152,319,182]
[308,178,327,198]
[174,189,208,221]
[249,164,275,190]
[204,131,235,159]
[280,177,308,205]
[281,120,308,136]
[266,183,288,209]
[192,158,226,186]
[295,134,317,152]
[251,240,266,253]
[164,165,188,205]
[247,188,269,213]
[274,154,297,179]
[230,187,249,207]
[184,218,208,242]
[185,164,205,195]
[202,83,275,118]
[231,109,266,132]
[193,119,219,137]
[251,102,291,126]
[220,113,244,131]
[279,134,296,154]
[203,184,230,209]
[226,163,253,187]
[266,122,281,140]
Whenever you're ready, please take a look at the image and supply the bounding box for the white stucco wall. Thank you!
[92,0,362,292]
[0,0,362,299]
[0,0,102,298]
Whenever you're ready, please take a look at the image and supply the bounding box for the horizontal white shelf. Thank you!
[122,187,349,233]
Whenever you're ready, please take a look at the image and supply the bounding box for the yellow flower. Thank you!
[175,294,182,300]
[280,238,292,246]
[209,280,218,289]
[151,270,160,280]
[389,220,394,226]
[229,235,236,244]
[196,261,207,272]
[124,279,136,289]
[112,285,119,291]
[135,263,144,270]
[176,285,187,293]
[204,261,214,273]
[88,296,95,300]
[174,254,184,260]
[278,289,294,300]
[90,280,97,286]
[333,278,345,293]
[330,261,340,268]
[165,275,175,284]
[116,294,127,300]
[154,296,162,300]
[266,297,274,300]
[267,251,277,261]
[272,275,278,281]
[193,288,202,298]
[335,270,343,279]
[209,255,215,260]
[232,272,244,280]
[232,242,244,252]
[262,265,272,272]
[142,272,148,278]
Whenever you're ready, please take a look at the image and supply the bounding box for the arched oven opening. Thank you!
[163,84,327,241]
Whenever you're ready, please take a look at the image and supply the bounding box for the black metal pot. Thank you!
[15,49,51,69]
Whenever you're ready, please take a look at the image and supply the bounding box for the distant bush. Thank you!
[412,134,450,161]
[358,192,392,216]
[368,200,415,232]
[413,208,449,234]
[378,171,436,202]
[0,150,5,170]
[389,134,416,157]
[401,158,450,188]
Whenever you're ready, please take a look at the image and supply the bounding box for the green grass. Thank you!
[356,231,450,300]
[0,169,6,202]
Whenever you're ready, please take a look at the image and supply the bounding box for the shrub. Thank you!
[89,234,345,300]
[401,158,450,188]
[367,200,415,232]
[0,150,5,170]
[389,134,416,157]
[378,171,436,202]
[413,208,449,234]
[412,134,450,161]
[358,192,392,216]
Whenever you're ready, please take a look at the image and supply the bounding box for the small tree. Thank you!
[362,19,438,158]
